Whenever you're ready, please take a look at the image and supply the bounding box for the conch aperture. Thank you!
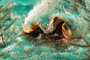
[23,16,73,38]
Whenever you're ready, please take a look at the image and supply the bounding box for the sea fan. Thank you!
[0,0,17,46]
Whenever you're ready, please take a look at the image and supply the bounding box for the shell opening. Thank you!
[23,16,73,40]
[23,22,64,40]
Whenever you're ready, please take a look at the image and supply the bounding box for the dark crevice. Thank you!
[24,22,64,40]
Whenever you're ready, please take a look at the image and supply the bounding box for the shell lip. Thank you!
[23,16,73,39]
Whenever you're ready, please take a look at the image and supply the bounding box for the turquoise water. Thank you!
[0,0,89,60]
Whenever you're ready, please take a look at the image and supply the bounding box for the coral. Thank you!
[0,0,17,46]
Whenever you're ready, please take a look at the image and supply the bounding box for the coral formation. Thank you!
[0,0,17,46]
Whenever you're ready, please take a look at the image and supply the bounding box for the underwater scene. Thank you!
[0,0,90,60]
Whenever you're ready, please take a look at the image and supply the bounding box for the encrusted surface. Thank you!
[23,0,90,38]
